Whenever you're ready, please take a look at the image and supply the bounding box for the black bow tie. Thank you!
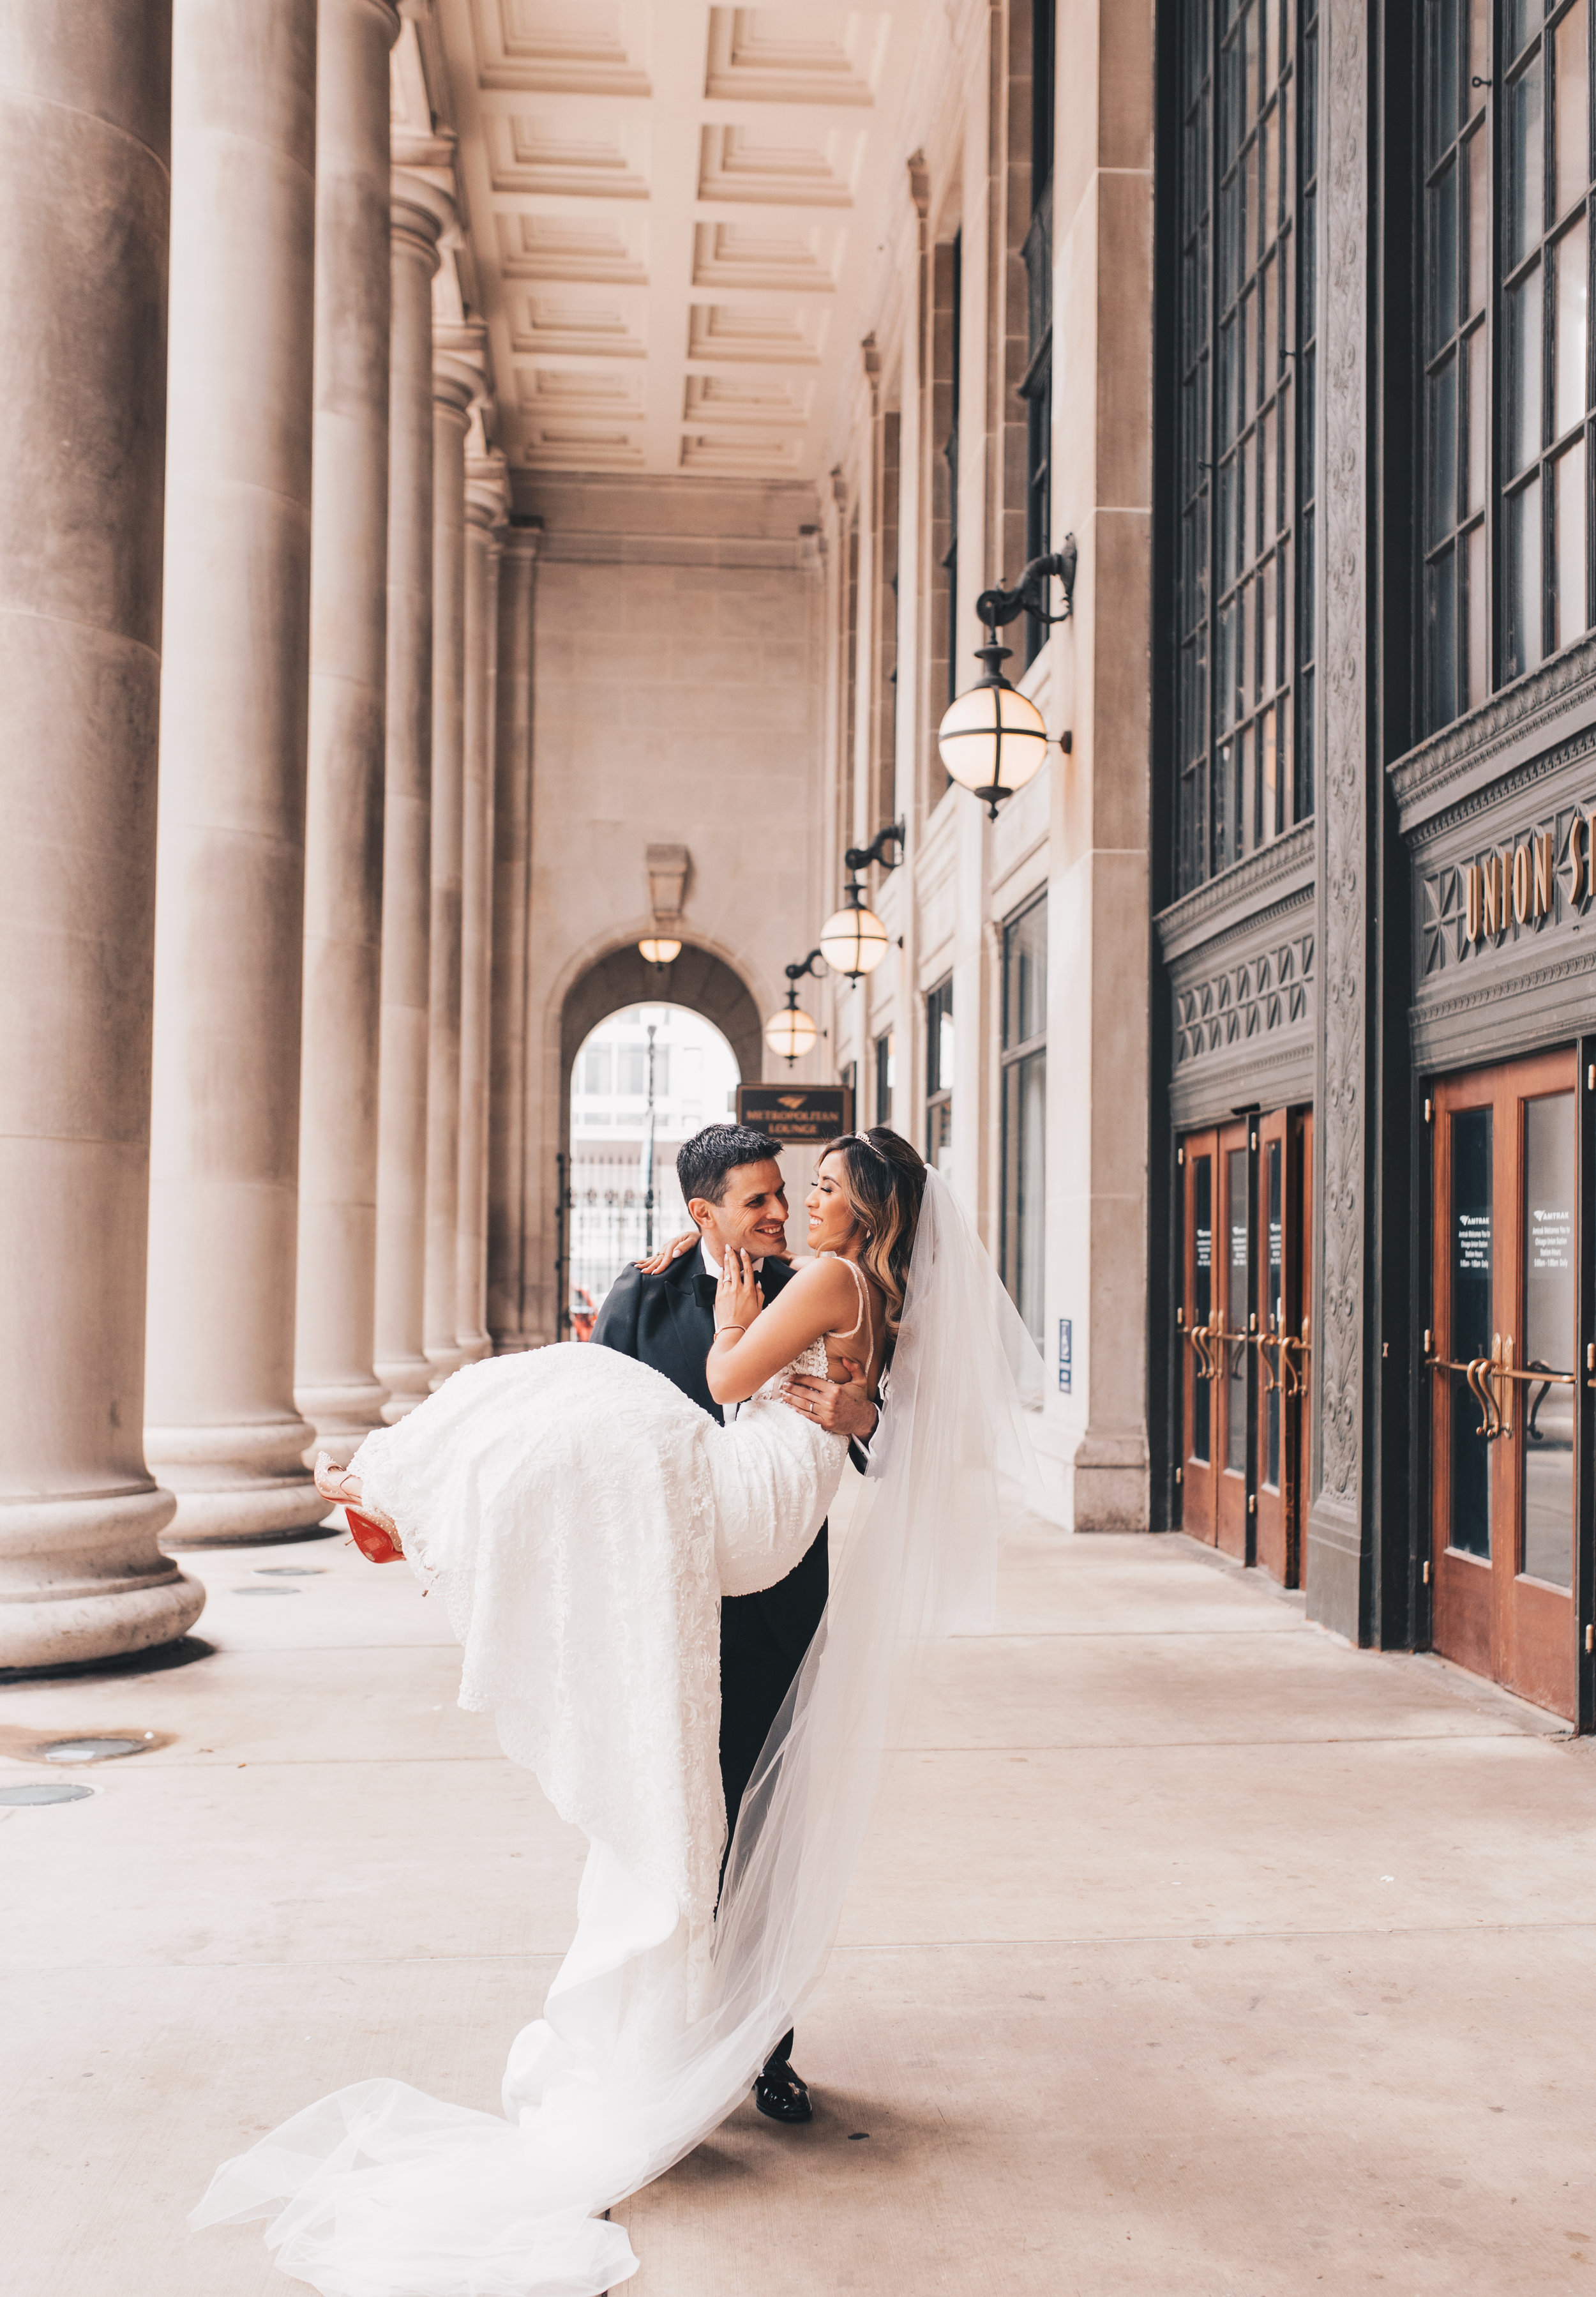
[694,1272,718,1311]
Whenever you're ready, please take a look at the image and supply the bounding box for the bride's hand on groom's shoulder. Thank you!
[635,1230,698,1274]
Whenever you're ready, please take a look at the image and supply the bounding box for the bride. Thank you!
[192,1130,1043,2297]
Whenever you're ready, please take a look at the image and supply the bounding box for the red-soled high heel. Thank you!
[345,1506,404,1566]
[313,1452,404,1565]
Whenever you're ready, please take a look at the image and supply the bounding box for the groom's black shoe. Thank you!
[754,2043,813,2125]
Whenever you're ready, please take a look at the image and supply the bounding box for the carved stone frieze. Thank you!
[1390,629,1596,829]
[1170,914,1315,1064]
[1155,819,1315,964]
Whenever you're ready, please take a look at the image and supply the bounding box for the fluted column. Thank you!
[421,342,479,1387]
[456,454,509,1364]
[486,525,539,1353]
[0,1,205,1666]
[294,0,401,1461]
[372,171,444,1418]
[146,0,323,1547]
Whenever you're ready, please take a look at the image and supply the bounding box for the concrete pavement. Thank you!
[3,1511,1593,2295]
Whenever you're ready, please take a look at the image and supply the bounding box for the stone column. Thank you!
[456,455,509,1364]
[421,341,479,1387]
[294,0,400,1462]
[0,2,205,1667]
[145,0,324,1546]
[486,525,540,1353]
[371,171,444,1418]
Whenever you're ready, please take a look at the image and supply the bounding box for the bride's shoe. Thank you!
[313,1451,404,1565]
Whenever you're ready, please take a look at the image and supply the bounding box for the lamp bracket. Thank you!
[974,536,1077,637]
[785,948,827,987]
[843,820,906,876]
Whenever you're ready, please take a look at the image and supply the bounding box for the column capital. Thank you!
[392,165,455,262]
[500,517,544,565]
[465,450,511,536]
[433,318,488,421]
[350,0,402,41]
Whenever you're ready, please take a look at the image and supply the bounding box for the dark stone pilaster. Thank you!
[1306,0,1377,1639]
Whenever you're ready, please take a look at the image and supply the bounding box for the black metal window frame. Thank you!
[999,892,1048,1344]
[1172,0,1320,898]
[1022,1,1056,667]
[943,230,963,709]
[926,975,954,1171]
[1422,0,1596,729]
[875,1027,894,1126]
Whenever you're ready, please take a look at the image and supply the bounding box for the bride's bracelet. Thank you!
[713,1322,745,1338]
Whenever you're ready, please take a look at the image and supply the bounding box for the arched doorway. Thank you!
[565,1002,741,1328]
[553,944,764,1337]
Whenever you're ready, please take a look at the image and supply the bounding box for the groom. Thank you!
[591,1121,879,2124]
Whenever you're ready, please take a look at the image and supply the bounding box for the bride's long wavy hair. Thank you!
[817,1128,927,1338]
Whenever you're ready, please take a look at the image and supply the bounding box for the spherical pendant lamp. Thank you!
[937,639,1050,818]
[764,1001,818,1066]
[637,936,681,966]
[818,886,890,980]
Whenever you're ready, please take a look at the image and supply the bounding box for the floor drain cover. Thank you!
[232,1586,300,1596]
[255,1566,327,1577]
[0,1782,94,1807]
[42,1738,147,1763]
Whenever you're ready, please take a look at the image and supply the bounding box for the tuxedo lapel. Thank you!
[660,1249,719,1420]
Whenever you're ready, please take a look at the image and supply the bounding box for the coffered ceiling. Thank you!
[410,1,929,482]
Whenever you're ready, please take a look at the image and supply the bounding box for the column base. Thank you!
[425,1344,465,1390]
[294,1376,391,1465]
[375,1351,431,1421]
[0,1485,206,1671]
[455,1330,491,1365]
[147,1415,327,1549]
[1029,1418,1150,1533]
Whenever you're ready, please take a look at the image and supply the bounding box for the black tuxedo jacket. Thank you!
[590,1244,829,1676]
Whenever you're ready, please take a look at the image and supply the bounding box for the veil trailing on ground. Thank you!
[190,1170,1044,2297]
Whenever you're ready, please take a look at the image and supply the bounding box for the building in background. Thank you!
[565,1003,739,1317]
[15,0,1596,1734]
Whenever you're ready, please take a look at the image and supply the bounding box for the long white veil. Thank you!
[191,1170,1044,2296]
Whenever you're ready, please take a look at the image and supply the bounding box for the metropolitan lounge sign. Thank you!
[737,1086,854,1143]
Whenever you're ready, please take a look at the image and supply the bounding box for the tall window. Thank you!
[1425,0,1595,726]
[944,232,962,706]
[926,978,954,1176]
[1023,1,1056,665]
[875,1027,895,1126]
[1173,0,1320,896]
[1000,896,1048,1345]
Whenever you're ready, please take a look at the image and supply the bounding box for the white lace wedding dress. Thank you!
[191,1180,1043,2297]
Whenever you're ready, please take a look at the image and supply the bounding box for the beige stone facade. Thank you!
[0,0,1152,1667]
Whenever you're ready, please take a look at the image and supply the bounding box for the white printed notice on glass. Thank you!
[1532,1206,1571,1271]
[1456,1211,1491,1273]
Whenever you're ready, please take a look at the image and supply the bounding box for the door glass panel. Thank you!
[1521,1091,1576,1588]
[1451,1105,1493,1558]
[1265,1139,1283,1489]
[1193,1155,1212,1463]
[1227,1147,1249,1473]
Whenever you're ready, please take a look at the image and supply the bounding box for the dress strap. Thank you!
[827,1252,872,1345]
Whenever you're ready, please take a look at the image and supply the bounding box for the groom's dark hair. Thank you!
[677,1123,784,1208]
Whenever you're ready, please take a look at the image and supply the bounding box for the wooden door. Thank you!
[1429,1052,1579,1720]
[1214,1120,1253,1559]
[1178,1130,1219,1543]
[1254,1107,1311,1586]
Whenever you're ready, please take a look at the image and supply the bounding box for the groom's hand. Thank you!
[780,1360,878,1441]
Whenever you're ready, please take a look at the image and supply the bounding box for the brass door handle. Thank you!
[1427,1351,1500,1439]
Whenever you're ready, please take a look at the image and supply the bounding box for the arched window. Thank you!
[565,1004,740,1326]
